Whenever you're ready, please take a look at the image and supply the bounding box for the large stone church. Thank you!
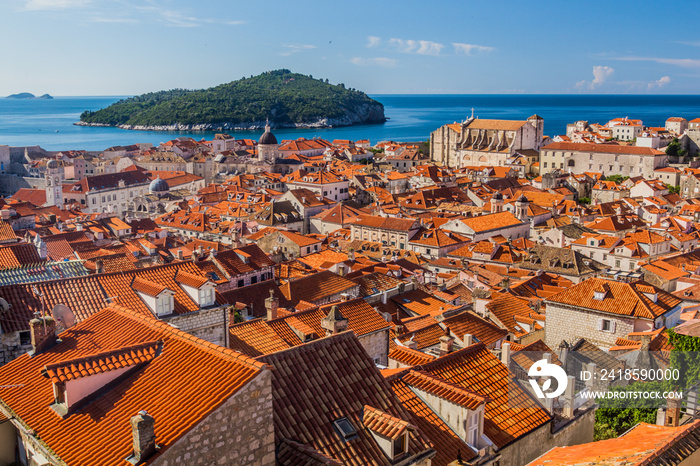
[431,114,544,170]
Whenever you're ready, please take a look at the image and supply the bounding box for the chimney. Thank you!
[95,259,104,274]
[558,341,568,368]
[665,395,681,427]
[463,333,473,347]
[30,313,57,355]
[176,248,184,261]
[348,249,355,261]
[208,248,217,260]
[501,342,511,368]
[76,223,83,231]
[439,326,454,355]
[130,410,157,463]
[265,289,279,321]
[321,305,349,336]
[562,375,576,418]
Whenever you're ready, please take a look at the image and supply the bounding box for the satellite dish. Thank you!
[52,304,76,333]
[0,298,10,313]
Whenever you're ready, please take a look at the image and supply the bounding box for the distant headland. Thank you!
[76,69,386,131]
[6,93,54,100]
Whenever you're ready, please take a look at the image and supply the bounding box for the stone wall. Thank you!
[544,302,635,350]
[0,174,42,196]
[497,405,595,466]
[0,330,31,366]
[155,368,274,465]
[358,329,390,366]
[165,306,229,347]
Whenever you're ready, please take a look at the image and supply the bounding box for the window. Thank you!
[19,331,31,346]
[199,287,214,306]
[333,418,357,441]
[393,434,407,456]
[237,279,245,287]
[600,318,615,332]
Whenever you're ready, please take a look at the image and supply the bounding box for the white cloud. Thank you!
[577,65,614,90]
[350,57,398,68]
[130,4,244,28]
[367,36,381,48]
[389,38,443,56]
[452,43,494,55]
[592,65,614,87]
[614,56,700,69]
[23,0,90,10]
[280,44,317,56]
[648,75,671,90]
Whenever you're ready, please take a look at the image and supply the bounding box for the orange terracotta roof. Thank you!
[258,332,433,464]
[443,311,508,346]
[42,340,161,383]
[0,305,265,466]
[363,405,415,440]
[419,343,551,448]
[460,211,523,233]
[229,318,292,357]
[527,420,700,466]
[403,370,489,410]
[280,270,358,306]
[546,278,682,320]
[175,269,209,288]
[388,345,436,366]
[388,371,476,465]
[131,275,169,297]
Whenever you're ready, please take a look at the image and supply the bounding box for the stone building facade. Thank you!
[539,142,667,179]
[153,369,274,466]
[162,305,230,347]
[544,301,638,350]
[431,115,544,169]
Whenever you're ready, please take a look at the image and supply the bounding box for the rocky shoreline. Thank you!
[74,117,386,132]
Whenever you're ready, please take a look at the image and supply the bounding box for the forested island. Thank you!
[77,70,386,131]
[6,93,53,99]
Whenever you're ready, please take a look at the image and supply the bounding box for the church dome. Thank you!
[259,120,278,145]
[149,176,169,194]
[259,128,278,145]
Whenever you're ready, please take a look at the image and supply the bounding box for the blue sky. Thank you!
[2,0,699,96]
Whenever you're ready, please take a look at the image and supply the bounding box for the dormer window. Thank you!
[155,294,175,316]
[199,286,215,307]
[175,271,217,309]
[363,405,414,461]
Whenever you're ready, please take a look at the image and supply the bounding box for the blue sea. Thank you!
[1,95,700,151]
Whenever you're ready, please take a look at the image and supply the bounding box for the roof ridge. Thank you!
[106,305,267,371]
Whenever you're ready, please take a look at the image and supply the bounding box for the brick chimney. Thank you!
[265,289,279,321]
[30,314,57,356]
[665,395,681,427]
[129,410,157,464]
[439,326,454,355]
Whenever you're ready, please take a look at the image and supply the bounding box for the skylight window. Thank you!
[333,417,358,441]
